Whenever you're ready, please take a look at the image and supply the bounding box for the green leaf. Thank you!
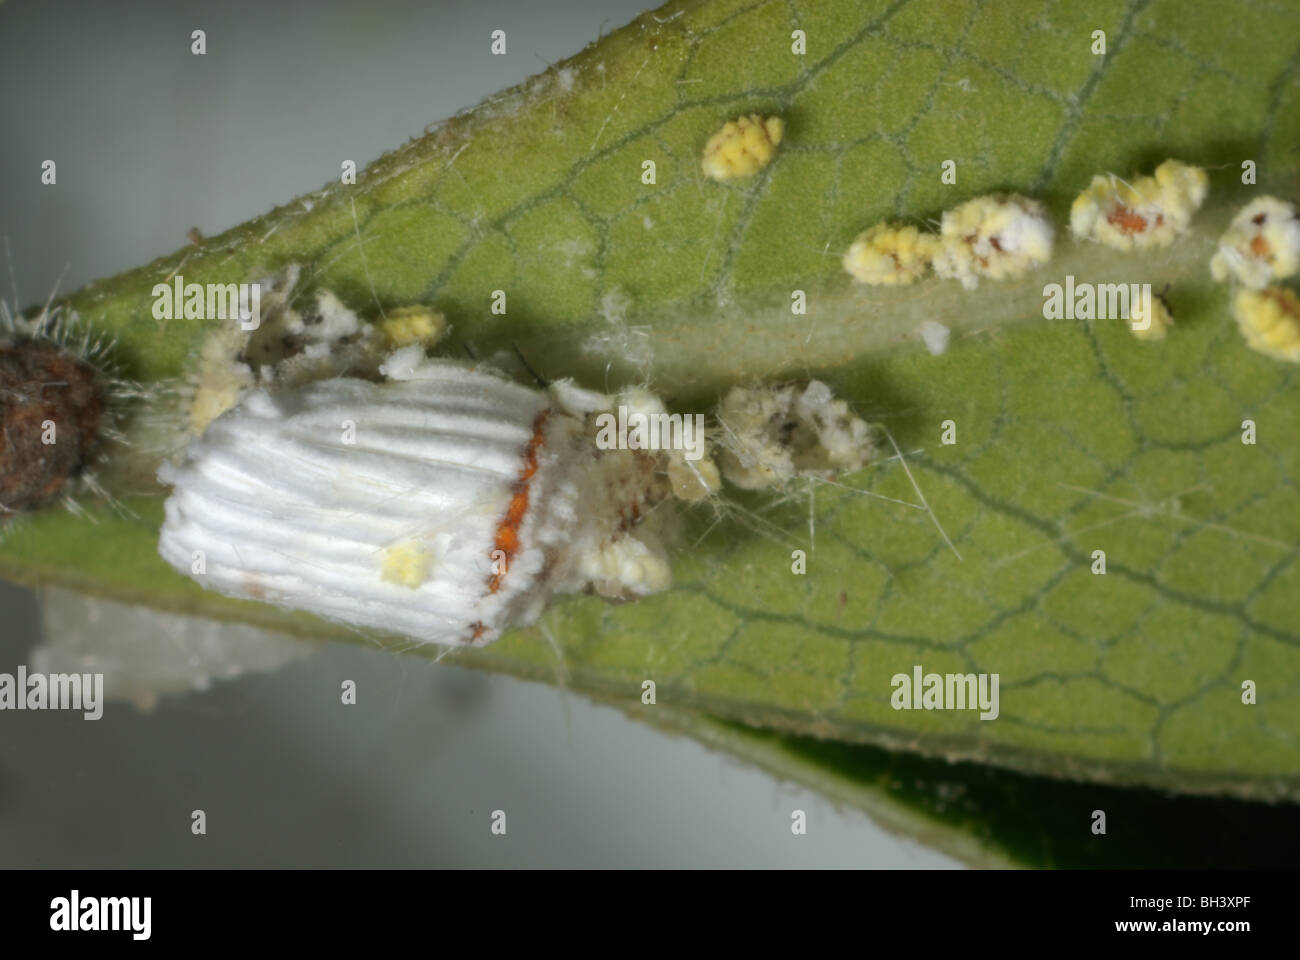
[4,0,1300,802]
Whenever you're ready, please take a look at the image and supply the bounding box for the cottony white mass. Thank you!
[157,351,686,646]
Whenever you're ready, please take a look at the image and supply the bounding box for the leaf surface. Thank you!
[4,0,1300,799]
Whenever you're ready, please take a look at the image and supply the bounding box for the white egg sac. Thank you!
[157,358,676,646]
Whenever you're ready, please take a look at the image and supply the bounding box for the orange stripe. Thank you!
[487,408,550,595]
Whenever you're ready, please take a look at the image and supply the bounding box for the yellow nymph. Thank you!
[1129,294,1174,341]
[380,539,437,588]
[1233,286,1300,363]
[380,305,446,348]
[701,114,784,181]
[843,223,941,285]
[1069,159,1208,250]
[1210,196,1300,289]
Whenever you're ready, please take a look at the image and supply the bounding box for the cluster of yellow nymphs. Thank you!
[843,196,1053,289]
[700,114,784,181]
[1070,160,1208,250]
[842,224,940,285]
[1207,195,1300,364]
[698,113,1300,368]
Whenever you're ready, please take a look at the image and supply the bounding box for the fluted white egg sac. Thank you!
[157,358,674,647]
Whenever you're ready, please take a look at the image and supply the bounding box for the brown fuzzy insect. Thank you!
[0,337,106,512]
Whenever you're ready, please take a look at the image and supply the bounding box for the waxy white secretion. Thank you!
[159,349,686,646]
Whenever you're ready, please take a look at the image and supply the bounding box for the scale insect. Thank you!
[1232,285,1300,363]
[931,194,1055,289]
[158,349,695,646]
[714,381,874,490]
[700,114,784,181]
[1210,195,1300,289]
[1069,159,1208,250]
[842,223,940,286]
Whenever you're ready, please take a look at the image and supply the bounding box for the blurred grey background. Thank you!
[0,0,960,868]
